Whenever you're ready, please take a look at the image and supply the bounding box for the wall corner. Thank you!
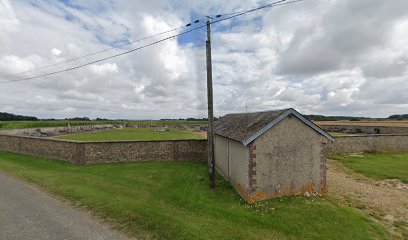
[248,143,257,198]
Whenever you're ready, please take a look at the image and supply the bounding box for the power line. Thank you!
[1,20,205,80]
[217,0,287,16]
[0,25,206,84]
[211,0,304,22]
[0,0,303,84]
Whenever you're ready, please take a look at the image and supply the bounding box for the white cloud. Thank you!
[51,48,62,57]
[89,63,118,75]
[0,0,20,32]
[0,0,407,119]
[0,55,37,74]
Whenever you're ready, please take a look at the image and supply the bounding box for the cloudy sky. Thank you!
[0,0,407,119]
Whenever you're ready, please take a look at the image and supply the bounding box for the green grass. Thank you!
[0,120,207,130]
[53,128,206,141]
[0,151,389,240]
[328,132,355,137]
[329,152,408,182]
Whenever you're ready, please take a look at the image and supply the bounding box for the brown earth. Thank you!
[315,121,408,128]
[327,160,408,238]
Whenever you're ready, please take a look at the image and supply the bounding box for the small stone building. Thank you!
[214,108,334,203]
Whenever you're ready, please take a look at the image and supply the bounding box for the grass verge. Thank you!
[0,151,389,240]
[328,152,408,183]
[328,132,356,137]
[53,128,206,141]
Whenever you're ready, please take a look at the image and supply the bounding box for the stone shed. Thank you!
[214,108,334,203]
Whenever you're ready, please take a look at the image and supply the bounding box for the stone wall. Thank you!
[327,134,408,153]
[82,140,207,164]
[124,123,206,131]
[320,125,408,135]
[0,135,79,162]
[0,135,207,164]
[2,132,407,165]
[0,125,114,136]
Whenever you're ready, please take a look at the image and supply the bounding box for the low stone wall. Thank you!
[0,135,207,164]
[124,123,206,131]
[82,140,207,164]
[327,134,408,153]
[320,125,408,135]
[2,133,407,164]
[0,125,114,136]
[0,135,80,162]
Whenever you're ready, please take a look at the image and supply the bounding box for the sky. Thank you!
[0,0,407,119]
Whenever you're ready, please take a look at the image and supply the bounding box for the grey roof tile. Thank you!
[214,109,289,142]
[214,108,334,145]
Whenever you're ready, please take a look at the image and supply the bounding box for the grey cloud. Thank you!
[276,0,408,76]
[1,0,408,119]
[362,56,408,78]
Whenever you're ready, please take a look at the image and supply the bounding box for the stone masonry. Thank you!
[0,134,207,164]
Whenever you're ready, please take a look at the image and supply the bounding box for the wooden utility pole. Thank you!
[206,18,215,189]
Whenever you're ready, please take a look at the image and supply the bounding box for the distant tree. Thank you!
[95,118,109,121]
[65,117,90,121]
[0,112,38,121]
[388,114,408,120]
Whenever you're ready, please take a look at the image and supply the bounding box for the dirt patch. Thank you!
[327,160,408,238]
[375,179,408,191]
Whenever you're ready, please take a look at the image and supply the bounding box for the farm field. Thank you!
[0,120,207,130]
[53,127,206,141]
[315,121,408,128]
[0,151,389,240]
[329,152,408,183]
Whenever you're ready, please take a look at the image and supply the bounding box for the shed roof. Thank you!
[214,108,334,146]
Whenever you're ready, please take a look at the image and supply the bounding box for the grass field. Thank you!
[53,128,206,141]
[0,151,389,240]
[329,152,408,183]
[0,120,207,130]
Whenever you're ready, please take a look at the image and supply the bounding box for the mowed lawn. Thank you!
[53,128,206,141]
[329,152,408,183]
[0,151,389,240]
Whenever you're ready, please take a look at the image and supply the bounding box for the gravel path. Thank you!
[327,160,408,236]
[0,172,130,240]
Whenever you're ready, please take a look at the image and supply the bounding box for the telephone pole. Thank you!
[206,17,215,189]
